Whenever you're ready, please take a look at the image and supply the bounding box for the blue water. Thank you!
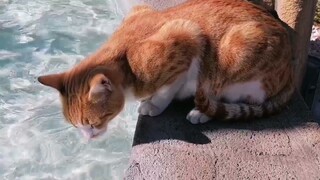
[0,0,139,179]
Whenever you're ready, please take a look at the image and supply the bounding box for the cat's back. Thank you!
[165,0,275,21]
[163,0,284,37]
[108,0,287,52]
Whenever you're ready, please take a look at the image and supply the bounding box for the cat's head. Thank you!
[38,69,125,139]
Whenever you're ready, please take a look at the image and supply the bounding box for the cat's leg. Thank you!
[138,74,186,116]
[186,85,211,124]
[187,78,293,124]
[186,80,266,124]
[186,81,265,124]
[187,108,211,124]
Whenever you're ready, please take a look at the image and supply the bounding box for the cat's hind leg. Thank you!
[186,81,266,124]
[187,77,295,124]
[186,85,212,124]
[187,108,211,124]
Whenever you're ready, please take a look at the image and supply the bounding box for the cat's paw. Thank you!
[138,100,164,116]
[186,109,211,124]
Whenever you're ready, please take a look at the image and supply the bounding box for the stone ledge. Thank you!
[125,93,320,179]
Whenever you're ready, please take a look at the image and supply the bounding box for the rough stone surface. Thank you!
[141,0,187,10]
[125,93,320,179]
[275,0,317,88]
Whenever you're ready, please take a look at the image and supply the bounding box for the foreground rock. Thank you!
[125,93,320,179]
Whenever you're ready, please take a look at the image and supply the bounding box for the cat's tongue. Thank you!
[80,128,94,140]
[79,125,107,141]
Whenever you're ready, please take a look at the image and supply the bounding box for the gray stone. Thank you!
[125,93,320,179]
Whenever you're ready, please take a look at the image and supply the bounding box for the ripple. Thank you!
[18,35,34,44]
[0,0,138,179]
[0,50,20,60]
[7,124,35,145]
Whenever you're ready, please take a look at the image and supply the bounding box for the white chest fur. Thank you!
[124,87,137,101]
[175,58,200,100]
[136,57,200,117]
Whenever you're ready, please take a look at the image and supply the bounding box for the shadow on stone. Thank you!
[133,92,313,146]
[133,98,212,145]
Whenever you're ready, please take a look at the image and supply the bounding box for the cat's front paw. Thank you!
[186,109,211,124]
[138,100,164,116]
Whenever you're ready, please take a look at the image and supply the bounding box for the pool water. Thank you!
[0,0,139,179]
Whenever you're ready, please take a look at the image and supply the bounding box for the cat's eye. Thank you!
[101,79,107,85]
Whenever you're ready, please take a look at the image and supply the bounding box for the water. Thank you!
[0,0,139,179]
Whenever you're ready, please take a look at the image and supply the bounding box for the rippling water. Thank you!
[0,0,139,179]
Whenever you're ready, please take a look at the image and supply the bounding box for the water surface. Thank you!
[0,0,138,179]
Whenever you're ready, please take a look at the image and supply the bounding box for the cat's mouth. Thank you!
[78,125,107,140]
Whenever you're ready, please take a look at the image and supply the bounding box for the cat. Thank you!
[38,0,294,139]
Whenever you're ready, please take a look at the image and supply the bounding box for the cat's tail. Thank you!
[199,76,295,121]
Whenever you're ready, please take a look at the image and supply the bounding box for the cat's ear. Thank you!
[88,74,112,103]
[38,73,65,93]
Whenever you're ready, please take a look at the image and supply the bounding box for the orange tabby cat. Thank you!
[38,0,294,139]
